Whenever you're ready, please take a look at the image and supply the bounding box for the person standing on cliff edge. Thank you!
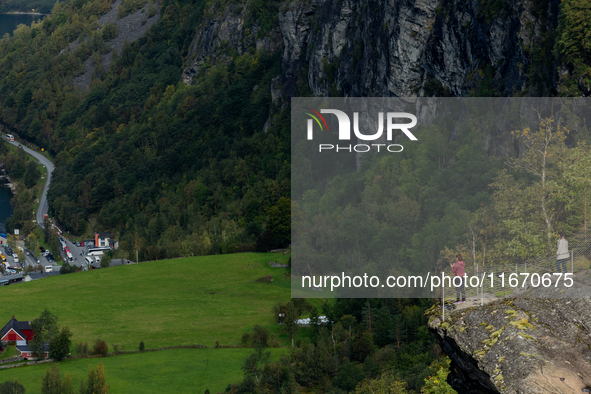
[556,230,569,274]
[450,254,465,304]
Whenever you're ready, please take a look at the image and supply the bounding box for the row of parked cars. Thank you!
[59,237,76,263]
[39,247,56,264]
[2,245,19,264]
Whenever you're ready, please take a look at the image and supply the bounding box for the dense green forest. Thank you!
[229,298,454,393]
[0,0,589,267]
[0,0,290,260]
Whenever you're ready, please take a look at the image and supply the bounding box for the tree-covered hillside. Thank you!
[0,0,589,264]
[0,0,290,259]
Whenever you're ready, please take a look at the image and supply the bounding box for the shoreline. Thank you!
[0,183,13,235]
[0,184,14,194]
[1,12,48,15]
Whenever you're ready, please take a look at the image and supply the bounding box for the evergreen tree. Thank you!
[23,161,39,189]
[41,365,61,394]
[50,327,72,361]
[30,310,58,359]
[95,362,108,394]
[62,372,74,394]
[390,315,408,348]
[282,302,300,345]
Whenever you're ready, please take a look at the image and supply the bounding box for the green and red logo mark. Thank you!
[302,108,329,135]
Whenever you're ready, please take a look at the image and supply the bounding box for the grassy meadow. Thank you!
[0,252,292,350]
[0,348,286,393]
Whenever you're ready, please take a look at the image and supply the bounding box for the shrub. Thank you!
[252,325,269,348]
[147,3,157,17]
[118,0,148,18]
[0,379,25,393]
[268,332,279,347]
[240,332,250,346]
[60,262,77,274]
[75,342,89,356]
[139,341,145,352]
[100,254,112,268]
[102,22,118,40]
[93,339,108,357]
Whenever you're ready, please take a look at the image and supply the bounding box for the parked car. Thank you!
[80,241,85,247]
[44,265,53,273]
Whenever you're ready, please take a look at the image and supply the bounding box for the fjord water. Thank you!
[0,14,44,37]
[0,187,12,233]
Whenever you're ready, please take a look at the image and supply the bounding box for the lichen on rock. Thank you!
[430,296,591,393]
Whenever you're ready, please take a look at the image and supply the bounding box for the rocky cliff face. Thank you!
[428,295,591,393]
[181,2,283,84]
[182,0,560,99]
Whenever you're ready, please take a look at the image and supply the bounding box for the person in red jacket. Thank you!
[450,254,466,304]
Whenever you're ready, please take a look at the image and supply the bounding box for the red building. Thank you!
[0,317,49,359]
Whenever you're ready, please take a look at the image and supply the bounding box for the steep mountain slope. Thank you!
[1,0,591,391]
[183,0,560,99]
[0,0,588,258]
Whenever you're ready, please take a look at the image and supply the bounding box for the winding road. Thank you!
[6,139,54,229]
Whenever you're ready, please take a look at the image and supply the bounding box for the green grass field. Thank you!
[0,252,292,350]
[0,347,286,393]
[0,346,19,360]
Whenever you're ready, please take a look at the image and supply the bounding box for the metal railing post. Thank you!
[442,275,445,322]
